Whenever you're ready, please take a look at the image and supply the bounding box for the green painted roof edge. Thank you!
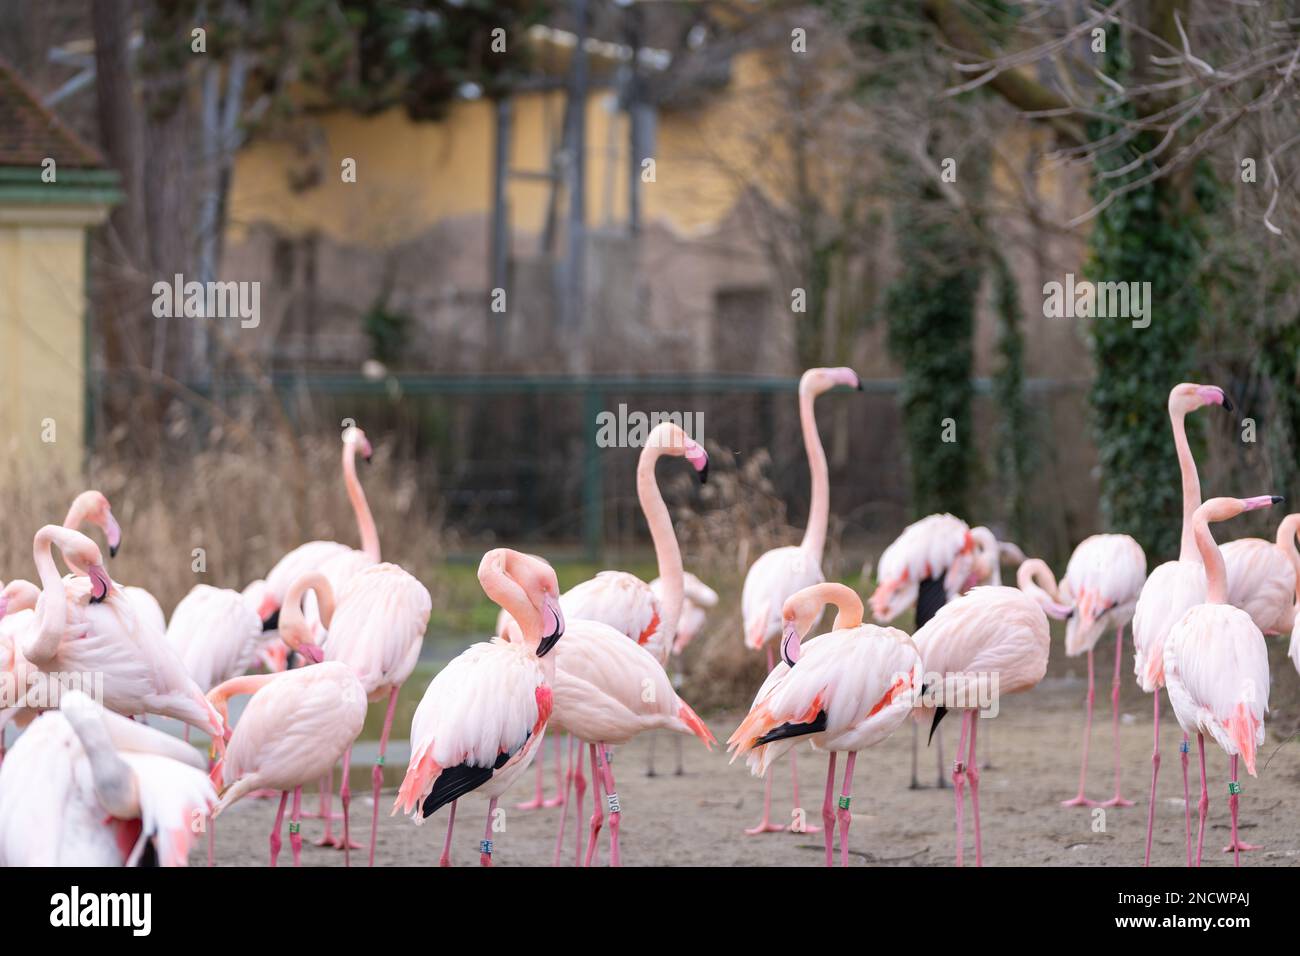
[0,165,122,206]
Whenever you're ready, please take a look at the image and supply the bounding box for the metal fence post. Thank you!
[583,385,604,561]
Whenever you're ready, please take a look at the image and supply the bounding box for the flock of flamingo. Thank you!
[0,371,1295,868]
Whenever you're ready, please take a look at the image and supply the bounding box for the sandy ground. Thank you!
[194,677,1300,867]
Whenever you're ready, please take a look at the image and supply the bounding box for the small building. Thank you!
[0,57,120,475]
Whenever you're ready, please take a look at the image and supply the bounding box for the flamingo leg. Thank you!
[584,743,604,867]
[1098,625,1133,807]
[1222,753,1262,855]
[1181,732,1192,867]
[290,785,304,867]
[545,734,566,806]
[368,686,399,866]
[746,644,787,833]
[1143,691,1161,867]
[480,797,498,867]
[553,735,577,866]
[269,791,287,867]
[1061,649,1097,807]
[517,755,547,809]
[341,745,354,866]
[909,721,921,789]
[573,739,587,865]
[968,713,982,867]
[596,743,621,867]
[837,752,857,867]
[1195,733,1208,867]
[935,721,948,789]
[953,711,970,866]
[439,800,457,867]
[821,752,838,867]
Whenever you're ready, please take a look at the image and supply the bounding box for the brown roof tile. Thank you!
[0,56,105,168]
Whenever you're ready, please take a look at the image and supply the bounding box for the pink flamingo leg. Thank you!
[573,739,587,865]
[289,785,304,867]
[517,751,547,810]
[820,752,837,867]
[340,745,356,866]
[480,796,498,867]
[439,800,457,867]
[1222,753,1262,855]
[746,644,788,834]
[307,768,337,821]
[553,735,577,866]
[269,791,288,867]
[1143,691,1161,866]
[545,734,566,807]
[1195,733,1208,867]
[596,743,621,867]
[1099,625,1133,807]
[583,743,604,867]
[368,686,399,866]
[953,711,970,866]
[791,747,821,834]
[1181,732,1192,867]
[967,712,982,867]
[1061,649,1097,807]
[837,752,857,867]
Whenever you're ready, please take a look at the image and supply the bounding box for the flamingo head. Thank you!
[73,491,121,557]
[1170,382,1233,416]
[646,422,710,484]
[869,569,916,624]
[479,550,564,657]
[86,563,112,604]
[344,425,373,463]
[801,366,863,397]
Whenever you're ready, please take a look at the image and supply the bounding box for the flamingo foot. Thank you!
[745,819,786,835]
[1098,794,1135,808]
[1221,840,1262,853]
[515,795,547,811]
[1060,794,1099,808]
[543,793,566,808]
[314,834,362,850]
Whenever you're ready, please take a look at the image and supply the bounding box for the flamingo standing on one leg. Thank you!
[741,366,861,834]
[911,586,1051,866]
[2,527,224,738]
[1055,533,1147,808]
[1165,496,1279,867]
[729,583,921,866]
[648,571,718,776]
[1132,382,1234,865]
[392,550,563,867]
[0,690,215,866]
[302,563,431,864]
[870,512,979,789]
[208,657,368,867]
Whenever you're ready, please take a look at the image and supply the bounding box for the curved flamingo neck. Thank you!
[800,582,864,632]
[481,560,541,646]
[31,527,71,664]
[637,444,684,640]
[281,572,336,645]
[1016,558,1060,601]
[1276,514,1300,601]
[1171,406,1202,563]
[797,383,829,564]
[342,441,380,562]
[1193,512,1227,604]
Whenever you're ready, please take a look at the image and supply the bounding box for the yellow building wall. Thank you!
[0,214,90,476]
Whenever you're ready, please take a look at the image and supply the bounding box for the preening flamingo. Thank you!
[308,563,431,864]
[0,690,214,866]
[547,616,715,866]
[1056,533,1147,808]
[167,585,265,693]
[208,658,368,867]
[1222,514,1299,635]
[2,526,223,738]
[258,426,380,627]
[910,586,1050,866]
[740,366,860,833]
[63,490,167,636]
[646,571,718,775]
[729,583,921,866]
[1165,495,1278,868]
[392,550,561,866]
[1131,382,1232,865]
[870,511,977,789]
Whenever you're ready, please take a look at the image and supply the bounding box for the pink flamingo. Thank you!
[392,550,562,867]
[1165,496,1278,867]
[208,658,368,867]
[2,526,223,738]
[0,690,215,866]
[741,366,860,833]
[870,511,978,789]
[646,571,718,775]
[257,426,380,627]
[1132,382,1233,865]
[729,583,921,866]
[308,563,431,864]
[167,585,266,694]
[911,586,1051,866]
[1056,533,1147,808]
[547,617,715,866]
[63,490,166,635]
[1222,515,1299,634]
